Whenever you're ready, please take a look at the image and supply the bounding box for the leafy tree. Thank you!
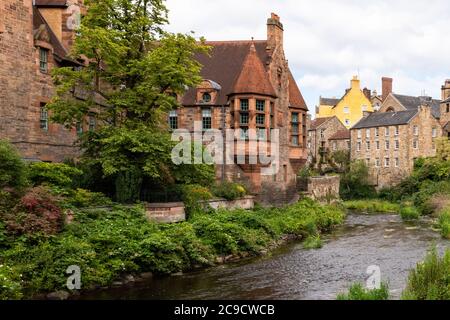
[47,0,210,202]
[340,160,376,200]
[0,140,28,190]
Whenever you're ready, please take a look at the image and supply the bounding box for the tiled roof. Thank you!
[393,94,441,118]
[320,97,340,106]
[329,129,350,140]
[34,0,68,7]
[352,110,418,129]
[288,70,308,110]
[33,6,68,59]
[231,43,276,97]
[310,117,334,130]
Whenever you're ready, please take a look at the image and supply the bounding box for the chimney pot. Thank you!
[382,77,393,101]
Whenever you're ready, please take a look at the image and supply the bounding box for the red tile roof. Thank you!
[310,117,333,130]
[288,70,308,110]
[231,43,276,97]
[329,129,350,140]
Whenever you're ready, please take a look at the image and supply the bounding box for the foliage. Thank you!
[28,162,83,188]
[402,247,450,300]
[340,160,376,200]
[337,283,390,300]
[211,182,247,201]
[330,150,351,173]
[0,187,64,237]
[0,140,28,190]
[400,206,420,221]
[302,235,323,250]
[115,166,143,203]
[343,200,400,213]
[437,208,450,239]
[0,199,345,297]
[181,184,213,216]
[64,188,113,208]
[0,264,23,300]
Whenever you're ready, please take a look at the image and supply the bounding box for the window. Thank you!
[413,139,418,149]
[88,115,96,132]
[357,142,361,152]
[256,114,265,126]
[40,103,48,131]
[385,140,390,150]
[202,108,212,130]
[375,158,381,167]
[375,127,379,137]
[432,127,437,138]
[292,135,299,146]
[257,128,266,140]
[291,112,300,145]
[395,126,400,136]
[395,140,400,150]
[240,113,249,125]
[202,93,211,103]
[366,158,370,165]
[76,121,83,135]
[240,99,249,111]
[357,129,362,139]
[320,129,325,139]
[345,119,350,126]
[385,127,390,136]
[240,128,249,140]
[366,129,370,139]
[376,141,380,150]
[413,125,419,136]
[395,158,399,167]
[169,110,178,130]
[366,141,370,150]
[385,157,390,167]
[39,48,48,73]
[333,141,337,151]
[256,100,265,112]
[344,107,350,114]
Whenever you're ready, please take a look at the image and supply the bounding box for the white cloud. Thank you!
[164,0,450,108]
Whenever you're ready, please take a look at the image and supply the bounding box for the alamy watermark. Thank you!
[66,265,81,290]
[366,265,381,290]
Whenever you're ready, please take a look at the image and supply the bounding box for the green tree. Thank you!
[47,0,210,202]
[0,140,27,190]
[340,160,376,200]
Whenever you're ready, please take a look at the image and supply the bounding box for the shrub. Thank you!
[437,209,450,239]
[303,235,322,250]
[337,283,390,300]
[182,184,213,216]
[400,206,420,221]
[28,162,83,188]
[1,186,64,236]
[0,140,27,190]
[211,182,246,201]
[340,160,376,200]
[402,247,450,300]
[0,264,23,300]
[343,200,400,213]
[65,188,113,208]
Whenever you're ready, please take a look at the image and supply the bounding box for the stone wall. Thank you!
[206,196,255,210]
[306,176,340,201]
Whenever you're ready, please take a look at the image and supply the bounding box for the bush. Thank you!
[400,206,420,221]
[303,235,322,250]
[0,264,23,300]
[402,247,450,300]
[211,182,246,201]
[65,188,113,208]
[340,160,376,200]
[337,283,390,300]
[28,162,83,188]
[343,200,400,213]
[0,140,28,190]
[182,184,213,216]
[437,209,450,239]
[1,186,64,236]
[115,166,143,203]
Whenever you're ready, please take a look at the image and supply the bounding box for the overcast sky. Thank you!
[165,0,450,110]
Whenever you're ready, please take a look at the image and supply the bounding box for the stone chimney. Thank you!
[441,79,450,101]
[350,75,360,90]
[267,13,284,50]
[382,77,393,101]
[363,87,371,100]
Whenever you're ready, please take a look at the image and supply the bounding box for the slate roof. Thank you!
[34,0,68,7]
[352,110,418,129]
[393,94,441,119]
[329,129,350,140]
[309,117,334,130]
[320,97,340,106]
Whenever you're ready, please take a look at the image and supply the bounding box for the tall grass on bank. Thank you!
[437,208,450,239]
[343,200,400,214]
[402,247,450,300]
[337,283,390,300]
[0,199,345,298]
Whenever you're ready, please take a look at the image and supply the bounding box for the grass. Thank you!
[437,208,450,239]
[402,247,450,300]
[343,199,400,214]
[400,206,420,221]
[0,198,345,299]
[302,235,323,250]
[337,283,390,300]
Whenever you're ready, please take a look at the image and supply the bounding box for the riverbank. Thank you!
[0,199,345,300]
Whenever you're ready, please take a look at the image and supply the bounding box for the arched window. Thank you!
[202,92,211,103]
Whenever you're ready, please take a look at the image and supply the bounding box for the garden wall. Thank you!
[302,176,340,201]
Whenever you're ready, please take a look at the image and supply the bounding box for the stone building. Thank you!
[439,79,450,137]
[307,116,348,164]
[172,14,309,203]
[0,0,84,162]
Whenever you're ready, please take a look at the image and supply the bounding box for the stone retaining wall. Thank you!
[302,175,340,201]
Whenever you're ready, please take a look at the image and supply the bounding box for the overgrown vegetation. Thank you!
[343,200,400,213]
[402,247,450,300]
[337,283,390,300]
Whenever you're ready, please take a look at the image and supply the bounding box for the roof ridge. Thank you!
[205,40,267,44]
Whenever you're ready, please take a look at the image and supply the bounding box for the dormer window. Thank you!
[202,93,211,103]
[39,48,49,73]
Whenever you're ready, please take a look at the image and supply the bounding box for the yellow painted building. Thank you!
[316,76,374,129]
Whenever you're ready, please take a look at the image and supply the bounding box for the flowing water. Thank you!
[77,213,450,300]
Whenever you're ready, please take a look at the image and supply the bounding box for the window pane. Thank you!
[240,99,249,111]
[256,100,265,112]
[256,114,265,125]
[240,113,249,125]
[292,123,299,134]
[291,112,299,123]
[40,104,48,130]
[292,136,299,146]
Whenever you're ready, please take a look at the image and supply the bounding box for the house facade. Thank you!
[0,0,84,162]
[171,14,309,203]
[316,76,374,129]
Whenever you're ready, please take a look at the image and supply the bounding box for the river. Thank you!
[77,212,450,300]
